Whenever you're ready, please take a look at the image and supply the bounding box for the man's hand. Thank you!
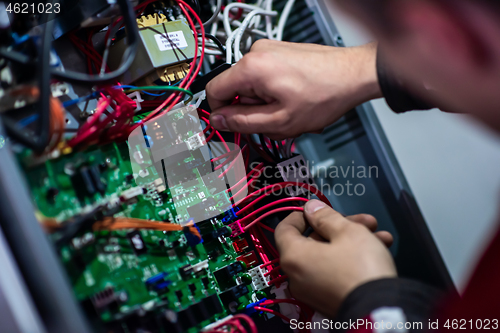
[275,200,397,318]
[206,40,381,140]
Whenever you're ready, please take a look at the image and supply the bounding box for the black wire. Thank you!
[50,0,138,84]
[0,48,32,64]
[2,3,54,153]
[270,139,280,159]
[259,134,275,160]
[199,33,225,53]
[54,206,104,249]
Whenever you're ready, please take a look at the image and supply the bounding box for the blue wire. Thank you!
[18,114,39,127]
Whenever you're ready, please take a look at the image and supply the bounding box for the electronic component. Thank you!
[237,252,259,268]
[127,231,147,255]
[213,262,247,290]
[248,265,271,291]
[277,155,316,197]
[232,238,249,253]
[108,17,196,84]
[88,287,128,312]
[145,272,171,293]
[219,285,249,306]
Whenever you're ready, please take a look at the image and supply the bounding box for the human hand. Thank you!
[275,199,396,318]
[206,41,381,140]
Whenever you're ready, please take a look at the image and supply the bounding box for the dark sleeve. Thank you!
[376,48,435,113]
[334,278,442,332]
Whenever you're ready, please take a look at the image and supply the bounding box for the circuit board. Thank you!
[17,115,273,332]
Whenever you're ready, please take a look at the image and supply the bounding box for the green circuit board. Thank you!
[16,110,268,332]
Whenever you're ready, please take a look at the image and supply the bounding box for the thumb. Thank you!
[304,199,348,241]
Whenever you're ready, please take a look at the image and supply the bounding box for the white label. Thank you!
[154,31,188,51]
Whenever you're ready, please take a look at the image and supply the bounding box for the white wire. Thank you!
[231,20,268,37]
[225,29,239,64]
[203,48,224,55]
[275,0,295,41]
[234,10,277,62]
[203,0,223,27]
[265,0,274,39]
[223,3,263,37]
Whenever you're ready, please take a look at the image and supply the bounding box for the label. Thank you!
[154,31,188,51]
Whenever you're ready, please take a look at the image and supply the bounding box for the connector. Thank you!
[228,221,245,237]
[277,155,316,197]
[244,298,267,315]
[248,265,271,291]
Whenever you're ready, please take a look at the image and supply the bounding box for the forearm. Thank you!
[335,278,442,332]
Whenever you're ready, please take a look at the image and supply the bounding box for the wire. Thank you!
[235,181,332,214]
[93,217,201,239]
[2,4,54,153]
[233,9,277,62]
[117,85,194,97]
[259,134,275,160]
[202,0,222,26]
[261,258,280,267]
[54,206,104,248]
[200,33,225,53]
[253,307,291,322]
[238,197,308,223]
[0,48,31,64]
[275,0,295,41]
[50,0,138,84]
[270,139,280,159]
[244,207,304,230]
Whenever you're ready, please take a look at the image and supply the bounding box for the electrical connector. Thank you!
[228,221,245,237]
[277,155,316,197]
[248,265,271,291]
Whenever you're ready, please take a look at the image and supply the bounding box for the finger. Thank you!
[209,103,285,134]
[375,231,394,247]
[275,211,308,253]
[345,214,378,232]
[206,66,246,111]
[206,60,272,111]
[308,231,326,242]
[303,199,347,241]
[239,96,266,105]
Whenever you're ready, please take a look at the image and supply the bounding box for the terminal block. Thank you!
[277,155,316,197]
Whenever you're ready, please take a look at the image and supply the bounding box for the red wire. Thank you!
[261,258,280,267]
[253,307,291,323]
[238,197,308,222]
[235,182,331,213]
[264,265,280,277]
[244,207,304,230]
[219,145,248,178]
[267,275,288,286]
[226,162,264,192]
[214,130,231,152]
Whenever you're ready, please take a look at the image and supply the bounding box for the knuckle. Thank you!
[240,52,269,74]
[250,39,272,51]
[227,113,248,130]
[314,215,332,231]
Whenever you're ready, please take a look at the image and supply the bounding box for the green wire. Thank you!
[123,86,193,97]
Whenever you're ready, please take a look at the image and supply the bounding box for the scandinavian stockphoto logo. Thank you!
[127,105,247,225]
